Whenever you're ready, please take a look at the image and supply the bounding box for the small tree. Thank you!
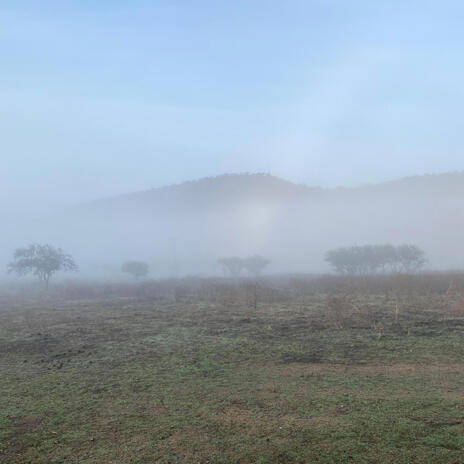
[121,261,149,280]
[243,255,270,276]
[325,247,358,274]
[396,244,426,273]
[218,257,244,278]
[8,244,78,288]
[377,244,398,273]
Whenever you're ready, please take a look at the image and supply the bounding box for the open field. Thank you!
[2,275,464,463]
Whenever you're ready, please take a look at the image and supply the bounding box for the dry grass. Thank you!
[1,273,464,463]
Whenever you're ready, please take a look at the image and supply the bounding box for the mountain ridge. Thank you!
[78,170,464,211]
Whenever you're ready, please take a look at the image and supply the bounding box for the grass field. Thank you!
[1,277,464,463]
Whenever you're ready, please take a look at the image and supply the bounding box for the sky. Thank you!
[1,0,464,214]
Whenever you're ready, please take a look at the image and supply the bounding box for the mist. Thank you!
[1,171,464,282]
[2,1,464,228]
[3,1,464,282]
[4,3,464,463]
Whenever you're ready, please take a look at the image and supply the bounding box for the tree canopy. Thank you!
[243,255,270,276]
[121,260,149,280]
[8,244,78,287]
[325,244,426,275]
[218,255,270,277]
[218,257,244,278]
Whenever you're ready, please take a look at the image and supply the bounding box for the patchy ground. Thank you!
[1,287,464,463]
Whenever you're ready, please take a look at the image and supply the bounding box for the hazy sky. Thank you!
[2,1,464,214]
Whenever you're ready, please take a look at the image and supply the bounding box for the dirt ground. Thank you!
[1,279,464,463]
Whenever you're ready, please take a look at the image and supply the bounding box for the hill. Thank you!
[82,173,315,213]
[6,171,464,277]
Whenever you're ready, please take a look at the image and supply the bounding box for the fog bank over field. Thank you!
[2,172,464,279]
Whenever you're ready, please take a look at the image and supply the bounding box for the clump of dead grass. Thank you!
[447,295,464,318]
[325,293,369,329]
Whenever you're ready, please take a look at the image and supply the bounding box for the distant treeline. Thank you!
[325,244,426,275]
[218,255,270,277]
[7,241,428,287]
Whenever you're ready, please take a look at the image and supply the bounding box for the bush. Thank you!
[325,244,426,275]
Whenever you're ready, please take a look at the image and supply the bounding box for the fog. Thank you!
[4,4,464,462]
[2,172,464,281]
[2,1,464,281]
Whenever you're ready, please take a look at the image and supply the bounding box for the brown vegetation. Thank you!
[2,272,464,463]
